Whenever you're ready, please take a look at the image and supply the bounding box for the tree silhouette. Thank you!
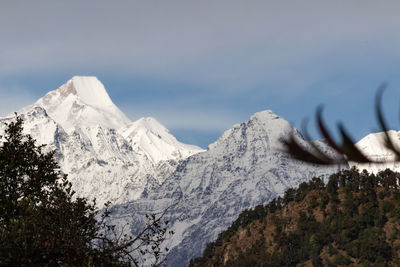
[0,115,172,266]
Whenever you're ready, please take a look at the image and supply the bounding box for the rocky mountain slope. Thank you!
[0,76,203,206]
[109,110,346,266]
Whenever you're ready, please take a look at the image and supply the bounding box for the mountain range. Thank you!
[1,76,203,207]
[0,76,396,265]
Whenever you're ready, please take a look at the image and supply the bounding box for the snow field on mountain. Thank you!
[1,76,203,206]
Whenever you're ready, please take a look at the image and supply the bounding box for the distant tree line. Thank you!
[191,167,400,266]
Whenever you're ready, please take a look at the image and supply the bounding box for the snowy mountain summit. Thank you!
[120,117,202,164]
[34,76,131,132]
[109,109,345,266]
[1,76,203,205]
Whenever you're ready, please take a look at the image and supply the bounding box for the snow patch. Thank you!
[353,130,400,173]
[70,76,115,109]
[120,117,204,163]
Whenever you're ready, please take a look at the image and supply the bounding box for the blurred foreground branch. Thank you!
[283,84,400,165]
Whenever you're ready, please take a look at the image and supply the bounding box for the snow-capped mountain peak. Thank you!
[33,76,131,132]
[208,109,289,151]
[68,76,117,109]
[120,117,204,163]
[353,130,400,173]
[121,117,170,139]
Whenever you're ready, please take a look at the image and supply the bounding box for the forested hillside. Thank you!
[191,168,400,266]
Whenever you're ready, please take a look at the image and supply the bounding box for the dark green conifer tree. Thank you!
[0,116,172,266]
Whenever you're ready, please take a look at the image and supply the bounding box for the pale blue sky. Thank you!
[1,1,400,147]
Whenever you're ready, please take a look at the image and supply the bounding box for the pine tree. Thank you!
[0,116,172,266]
